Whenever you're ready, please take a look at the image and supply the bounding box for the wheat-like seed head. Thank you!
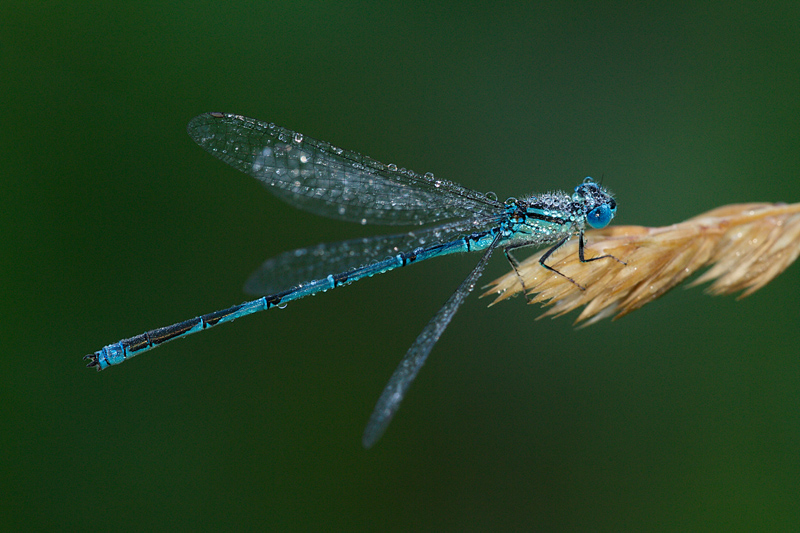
[483,202,800,325]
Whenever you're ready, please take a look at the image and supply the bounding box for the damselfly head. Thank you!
[575,177,617,229]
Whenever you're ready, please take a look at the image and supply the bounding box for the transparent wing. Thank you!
[362,233,501,448]
[244,217,503,296]
[187,113,503,226]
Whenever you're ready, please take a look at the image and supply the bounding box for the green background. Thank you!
[2,2,799,531]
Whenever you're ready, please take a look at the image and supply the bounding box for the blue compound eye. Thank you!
[586,204,613,229]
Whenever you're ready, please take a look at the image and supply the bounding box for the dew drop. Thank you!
[293,132,304,143]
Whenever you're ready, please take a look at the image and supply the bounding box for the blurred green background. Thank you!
[2,2,799,531]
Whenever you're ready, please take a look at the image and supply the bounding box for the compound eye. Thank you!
[586,204,613,229]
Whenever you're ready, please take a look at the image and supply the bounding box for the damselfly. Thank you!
[86,112,620,447]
